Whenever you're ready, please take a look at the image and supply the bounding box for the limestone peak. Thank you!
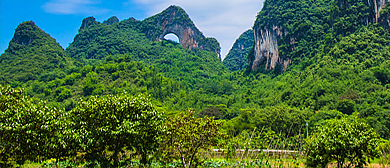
[103,16,119,25]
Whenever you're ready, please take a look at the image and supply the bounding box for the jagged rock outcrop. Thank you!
[250,0,390,72]
[223,29,254,71]
[80,16,119,30]
[250,0,297,72]
[79,17,99,31]
[371,0,390,22]
[251,25,291,71]
[377,0,390,29]
[103,16,119,25]
[142,5,221,59]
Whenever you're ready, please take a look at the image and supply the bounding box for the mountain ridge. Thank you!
[223,29,254,71]
[1,2,390,140]
[68,5,221,60]
[0,21,68,83]
[250,0,390,72]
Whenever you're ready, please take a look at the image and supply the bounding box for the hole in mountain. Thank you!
[164,33,180,44]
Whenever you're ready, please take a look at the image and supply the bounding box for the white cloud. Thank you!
[132,0,264,60]
[42,0,109,15]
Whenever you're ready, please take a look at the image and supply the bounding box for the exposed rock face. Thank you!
[372,0,390,22]
[252,25,291,71]
[376,0,390,29]
[143,5,221,59]
[103,16,119,25]
[80,17,98,31]
[251,0,390,72]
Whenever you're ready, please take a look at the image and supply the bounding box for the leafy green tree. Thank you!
[0,85,68,166]
[305,116,379,168]
[376,139,390,167]
[70,93,164,166]
[159,109,225,168]
[337,99,356,115]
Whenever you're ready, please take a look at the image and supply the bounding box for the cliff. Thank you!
[68,6,221,60]
[223,29,254,71]
[250,0,301,72]
[79,17,99,31]
[141,5,221,59]
[378,1,390,29]
[250,0,390,72]
[251,25,290,71]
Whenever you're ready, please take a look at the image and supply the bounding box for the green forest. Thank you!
[1,1,390,167]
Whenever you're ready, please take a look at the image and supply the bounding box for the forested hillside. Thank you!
[0,21,70,84]
[1,1,390,167]
[244,0,390,138]
[1,0,390,139]
[223,29,254,71]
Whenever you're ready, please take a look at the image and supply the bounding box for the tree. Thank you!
[376,139,390,167]
[305,116,379,168]
[0,85,67,166]
[159,109,225,168]
[70,93,164,166]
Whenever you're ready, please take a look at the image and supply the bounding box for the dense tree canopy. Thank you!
[0,85,69,166]
[223,29,254,71]
[70,94,164,166]
[2,1,390,166]
[306,116,379,168]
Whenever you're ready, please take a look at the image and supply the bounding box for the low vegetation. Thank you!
[2,0,390,167]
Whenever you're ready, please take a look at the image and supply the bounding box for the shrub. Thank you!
[305,116,379,168]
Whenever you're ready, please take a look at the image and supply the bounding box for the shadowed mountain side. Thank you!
[223,29,254,71]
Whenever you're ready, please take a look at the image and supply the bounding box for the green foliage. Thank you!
[337,99,356,114]
[254,0,374,64]
[70,94,164,166]
[3,2,390,166]
[227,26,390,139]
[224,106,310,138]
[0,21,68,83]
[159,109,225,168]
[0,85,71,166]
[65,14,227,95]
[223,29,254,71]
[305,116,379,168]
[376,139,390,166]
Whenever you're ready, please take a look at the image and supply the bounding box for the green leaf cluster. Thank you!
[70,94,164,166]
[223,29,254,71]
[158,109,225,168]
[0,85,165,167]
[305,116,379,168]
[0,85,71,166]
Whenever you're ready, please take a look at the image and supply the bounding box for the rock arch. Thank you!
[142,5,221,59]
[157,24,199,50]
[162,32,180,43]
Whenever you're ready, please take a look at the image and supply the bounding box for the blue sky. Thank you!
[1,0,264,59]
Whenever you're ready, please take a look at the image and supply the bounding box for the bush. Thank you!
[0,85,69,166]
[159,109,225,168]
[305,116,379,168]
[70,94,164,167]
